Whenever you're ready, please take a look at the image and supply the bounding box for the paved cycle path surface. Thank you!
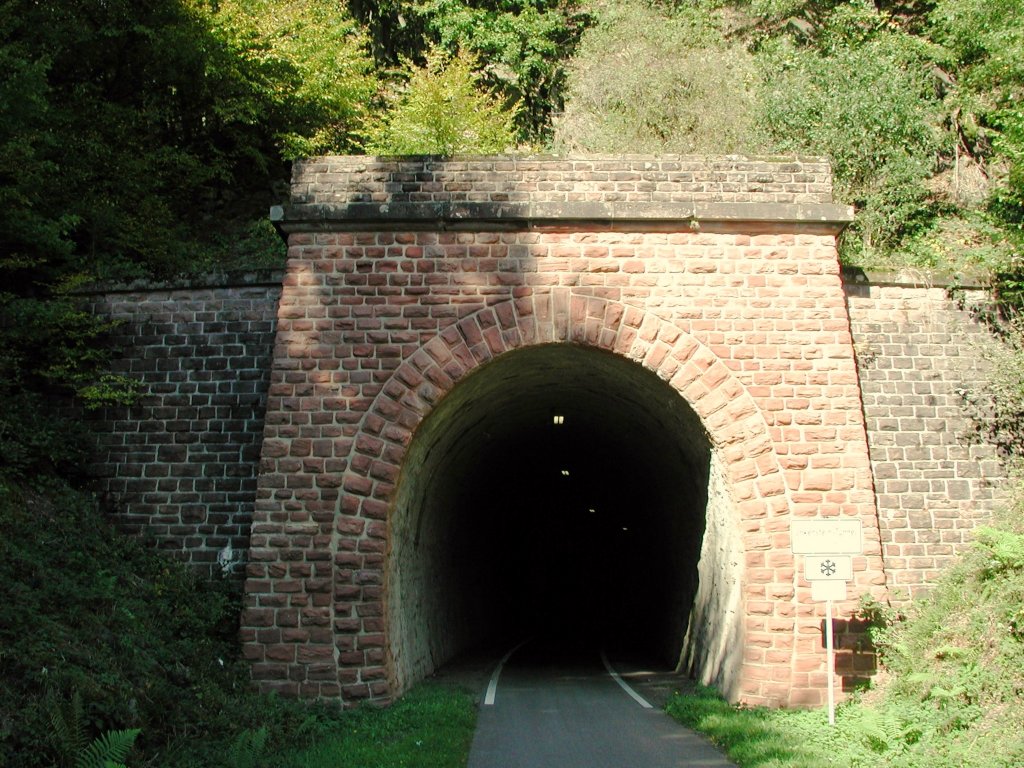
[466,638,735,768]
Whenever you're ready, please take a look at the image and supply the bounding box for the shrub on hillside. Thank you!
[552,0,764,155]
[0,481,339,767]
[349,0,589,143]
[860,521,1024,766]
[368,48,516,155]
[755,14,945,260]
[211,0,379,160]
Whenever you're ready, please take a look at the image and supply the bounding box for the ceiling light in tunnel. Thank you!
[588,508,596,514]
[552,415,565,425]
[561,469,570,476]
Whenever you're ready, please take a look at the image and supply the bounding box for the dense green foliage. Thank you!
[864,528,1024,765]
[1,480,246,765]
[0,292,132,480]
[793,0,1024,273]
[0,479,477,767]
[348,0,590,142]
[0,0,583,480]
[0,0,374,479]
[368,48,516,154]
[0,0,387,281]
[555,0,1024,281]
[754,15,943,258]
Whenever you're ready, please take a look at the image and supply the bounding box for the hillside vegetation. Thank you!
[5,0,1021,483]
[667,497,1024,767]
[665,309,1024,766]
[1,1,1023,766]
[0,480,478,766]
[556,0,1023,283]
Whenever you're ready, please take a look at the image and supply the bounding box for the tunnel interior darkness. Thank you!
[386,343,738,691]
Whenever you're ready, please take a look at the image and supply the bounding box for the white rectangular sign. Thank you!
[791,519,863,555]
[811,580,847,602]
[804,555,853,582]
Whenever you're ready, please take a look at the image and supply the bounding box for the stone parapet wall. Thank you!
[81,273,282,576]
[288,155,838,208]
[844,274,1008,601]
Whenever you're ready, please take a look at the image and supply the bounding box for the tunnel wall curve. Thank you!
[242,155,888,708]
[377,297,775,698]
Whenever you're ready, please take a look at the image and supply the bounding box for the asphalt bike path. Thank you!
[467,638,735,768]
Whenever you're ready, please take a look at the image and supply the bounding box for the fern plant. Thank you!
[225,727,268,768]
[74,729,140,768]
[48,688,88,763]
[47,686,140,768]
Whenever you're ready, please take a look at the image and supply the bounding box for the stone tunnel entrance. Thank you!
[244,155,888,708]
[387,344,743,692]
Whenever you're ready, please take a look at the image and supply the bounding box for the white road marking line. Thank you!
[601,650,653,709]
[484,639,531,706]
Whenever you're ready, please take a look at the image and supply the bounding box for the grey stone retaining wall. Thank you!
[844,271,1008,602]
[80,273,282,577]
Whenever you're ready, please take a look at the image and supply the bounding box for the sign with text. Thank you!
[791,519,863,555]
[804,555,853,582]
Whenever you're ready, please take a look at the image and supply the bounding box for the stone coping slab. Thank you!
[271,200,854,232]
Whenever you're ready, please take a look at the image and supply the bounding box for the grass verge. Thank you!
[271,683,477,768]
[667,687,834,767]
[667,517,1024,768]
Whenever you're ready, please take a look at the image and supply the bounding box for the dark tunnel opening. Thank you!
[387,344,735,691]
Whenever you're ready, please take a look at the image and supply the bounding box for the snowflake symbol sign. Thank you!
[820,559,837,577]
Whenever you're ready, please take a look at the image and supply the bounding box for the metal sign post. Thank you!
[810,578,844,724]
[825,598,835,726]
[793,518,863,726]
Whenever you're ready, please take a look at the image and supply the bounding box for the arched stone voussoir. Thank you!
[351,294,790,527]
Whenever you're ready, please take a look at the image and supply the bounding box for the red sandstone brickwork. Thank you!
[69,168,1006,708]
[245,158,885,709]
[82,275,282,576]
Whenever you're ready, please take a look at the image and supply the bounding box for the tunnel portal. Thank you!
[244,155,887,708]
[386,344,734,691]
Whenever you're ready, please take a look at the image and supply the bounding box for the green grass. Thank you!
[271,683,477,768]
[667,687,834,768]
[669,684,1024,768]
[667,518,1024,768]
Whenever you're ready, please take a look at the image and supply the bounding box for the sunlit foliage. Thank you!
[553,0,763,155]
[369,48,515,155]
